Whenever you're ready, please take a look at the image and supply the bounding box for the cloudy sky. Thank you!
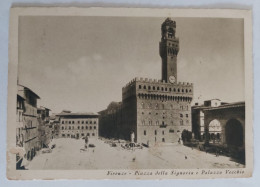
[18,16,244,113]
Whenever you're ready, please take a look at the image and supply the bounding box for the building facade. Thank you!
[57,111,99,139]
[192,99,222,141]
[99,18,193,145]
[98,102,122,139]
[192,99,245,149]
[37,106,51,148]
[16,84,41,161]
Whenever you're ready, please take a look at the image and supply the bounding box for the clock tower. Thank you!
[159,18,179,83]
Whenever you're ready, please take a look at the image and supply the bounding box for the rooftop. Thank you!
[18,84,40,99]
[56,112,99,116]
[193,101,245,110]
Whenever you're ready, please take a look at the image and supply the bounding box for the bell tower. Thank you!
[159,18,179,83]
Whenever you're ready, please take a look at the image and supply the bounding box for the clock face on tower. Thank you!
[169,76,176,83]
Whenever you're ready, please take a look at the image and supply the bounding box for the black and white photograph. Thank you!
[7,7,253,179]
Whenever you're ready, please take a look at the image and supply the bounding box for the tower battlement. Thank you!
[122,77,193,90]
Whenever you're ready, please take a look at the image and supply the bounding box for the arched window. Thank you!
[153,86,155,90]
[62,126,64,130]
[178,88,180,92]
[144,85,146,89]
[92,133,95,136]
[161,87,164,91]
[78,126,80,129]
[82,121,84,124]
[162,131,164,135]
[148,86,151,90]
[94,121,96,124]
[86,126,88,129]
[139,85,142,89]
[82,126,84,129]
[90,121,92,124]
[180,114,183,117]
[144,130,146,135]
[165,87,167,91]
[157,87,160,90]
[69,126,71,130]
[90,126,92,130]
[155,130,157,135]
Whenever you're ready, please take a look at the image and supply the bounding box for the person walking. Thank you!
[85,136,89,149]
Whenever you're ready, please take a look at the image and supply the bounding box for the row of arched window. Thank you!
[167,48,178,55]
[140,102,190,110]
[138,93,192,102]
[61,125,96,130]
[144,130,165,136]
[62,133,95,137]
[140,120,189,126]
[138,85,192,93]
[61,120,97,125]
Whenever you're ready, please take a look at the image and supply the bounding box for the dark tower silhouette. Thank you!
[159,18,179,83]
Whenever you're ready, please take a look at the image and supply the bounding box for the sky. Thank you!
[18,16,244,114]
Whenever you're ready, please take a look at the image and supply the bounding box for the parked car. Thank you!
[42,148,52,154]
[89,144,95,148]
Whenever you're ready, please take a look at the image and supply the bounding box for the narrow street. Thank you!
[27,138,244,170]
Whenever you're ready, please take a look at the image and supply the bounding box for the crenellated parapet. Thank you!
[123,77,193,87]
[122,77,193,101]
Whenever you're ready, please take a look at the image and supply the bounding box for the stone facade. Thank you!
[121,78,193,144]
[16,84,41,161]
[99,18,194,145]
[57,112,99,139]
[192,99,222,140]
[99,102,122,138]
[37,107,51,148]
[203,102,245,149]
[192,100,245,149]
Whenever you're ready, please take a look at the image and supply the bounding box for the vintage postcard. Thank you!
[7,7,253,180]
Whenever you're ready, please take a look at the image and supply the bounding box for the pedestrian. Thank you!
[85,136,89,149]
